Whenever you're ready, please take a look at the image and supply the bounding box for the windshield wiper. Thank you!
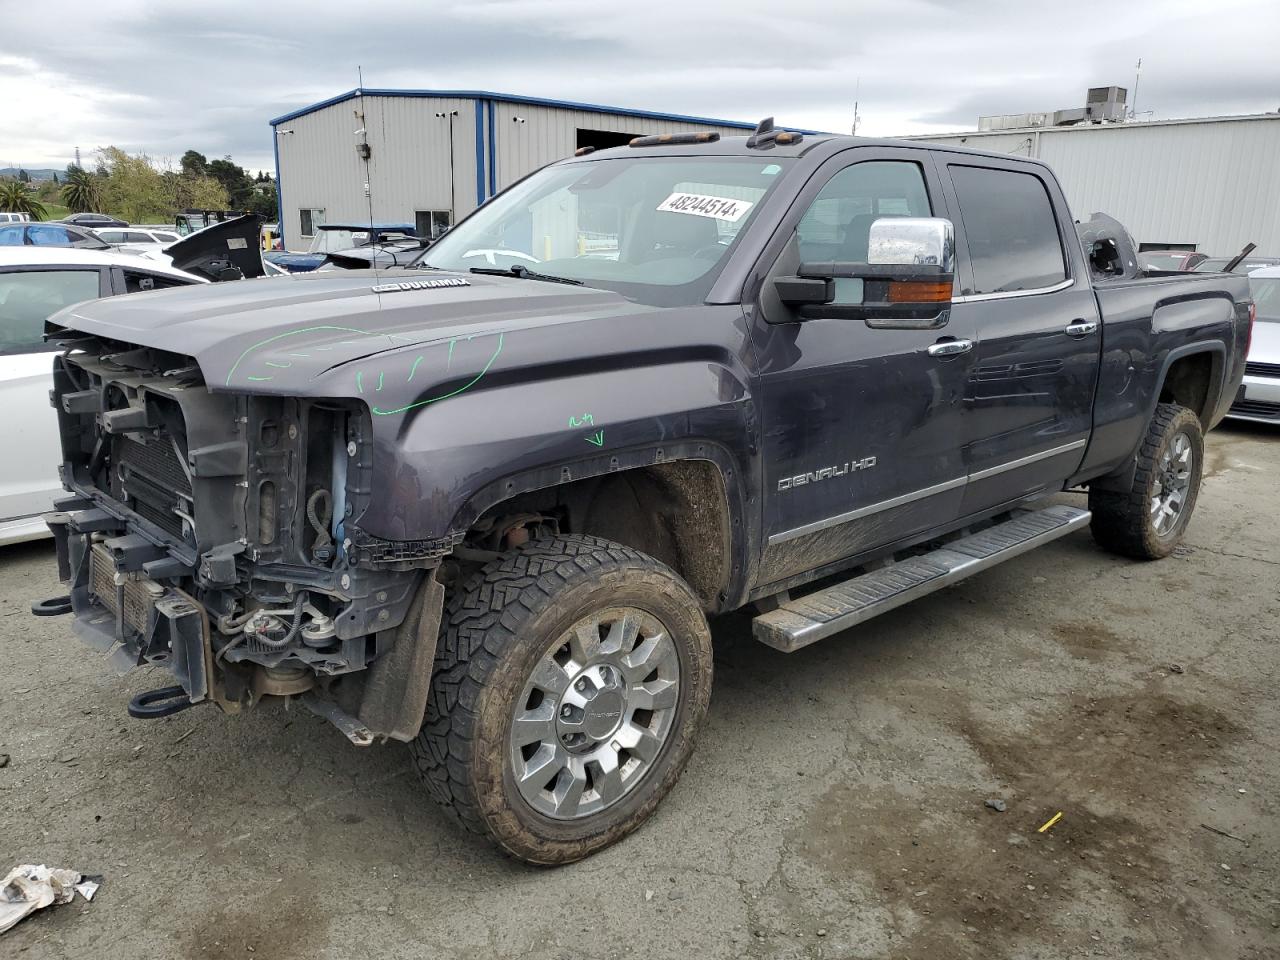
[469,265,584,286]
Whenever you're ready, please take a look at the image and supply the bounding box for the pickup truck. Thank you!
[37,124,1252,864]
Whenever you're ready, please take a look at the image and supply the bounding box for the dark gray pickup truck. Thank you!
[38,124,1252,863]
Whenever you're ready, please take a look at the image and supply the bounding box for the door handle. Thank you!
[1065,319,1099,337]
[927,338,974,357]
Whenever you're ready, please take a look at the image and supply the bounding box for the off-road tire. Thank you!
[1089,402,1203,560]
[409,534,713,864]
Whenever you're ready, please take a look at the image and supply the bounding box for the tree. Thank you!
[96,147,172,221]
[16,169,30,183]
[0,180,47,219]
[180,150,208,177]
[61,165,100,213]
[169,168,230,212]
[246,184,277,219]
[207,156,253,209]
[52,172,59,184]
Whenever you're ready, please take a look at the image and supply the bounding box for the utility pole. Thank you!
[435,110,459,230]
[851,77,861,136]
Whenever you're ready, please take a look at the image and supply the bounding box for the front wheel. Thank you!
[410,535,713,864]
[1089,402,1204,559]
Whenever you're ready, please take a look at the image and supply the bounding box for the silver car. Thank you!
[1229,266,1280,424]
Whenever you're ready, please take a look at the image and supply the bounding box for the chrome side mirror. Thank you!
[867,216,955,272]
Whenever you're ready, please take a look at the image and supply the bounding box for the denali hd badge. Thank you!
[371,278,471,294]
[777,457,877,491]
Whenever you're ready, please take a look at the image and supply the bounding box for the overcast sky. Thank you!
[4,0,1279,174]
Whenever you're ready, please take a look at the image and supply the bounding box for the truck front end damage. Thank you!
[40,335,442,743]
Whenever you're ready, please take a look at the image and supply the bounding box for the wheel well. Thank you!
[1159,352,1216,425]
[468,461,732,612]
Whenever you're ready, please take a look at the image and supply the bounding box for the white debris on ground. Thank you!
[0,864,99,934]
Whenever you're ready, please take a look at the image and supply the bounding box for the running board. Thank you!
[753,504,1090,653]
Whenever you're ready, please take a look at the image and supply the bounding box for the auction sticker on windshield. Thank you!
[657,192,754,222]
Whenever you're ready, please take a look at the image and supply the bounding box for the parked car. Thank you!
[0,212,33,224]
[36,130,1250,864]
[94,226,183,249]
[1226,265,1280,424]
[61,212,129,229]
[320,237,433,270]
[0,247,206,545]
[1193,255,1280,274]
[0,222,110,250]
[265,223,419,272]
[1138,249,1207,271]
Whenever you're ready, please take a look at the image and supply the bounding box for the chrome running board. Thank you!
[752,504,1090,653]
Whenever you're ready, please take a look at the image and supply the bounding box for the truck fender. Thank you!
[1089,340,1225,493]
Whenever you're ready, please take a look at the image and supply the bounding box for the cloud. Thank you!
[1,0,1277,171]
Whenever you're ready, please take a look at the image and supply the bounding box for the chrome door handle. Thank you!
[927,339,974,357]
[1065,320,1099,337]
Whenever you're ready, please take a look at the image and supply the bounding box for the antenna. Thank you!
[852,76,861,135]
[1130,58,1142,120]
[355,65,379,286]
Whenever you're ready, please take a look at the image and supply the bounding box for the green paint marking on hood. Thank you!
[371,333,505,416]
[224,325,377,386]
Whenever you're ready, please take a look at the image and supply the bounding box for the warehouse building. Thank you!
[908,94,1280,256]
[269,89,772,250]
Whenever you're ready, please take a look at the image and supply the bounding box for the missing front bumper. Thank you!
[46,509,214,707]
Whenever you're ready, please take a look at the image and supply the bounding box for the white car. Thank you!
[0,247,206,545]
[0,212,33,224]
[93,226,183,253]
[1227,266,1280,425]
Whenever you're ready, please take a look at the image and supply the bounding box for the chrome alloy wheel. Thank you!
[1151,431,1194,536]
[509,607,680,820]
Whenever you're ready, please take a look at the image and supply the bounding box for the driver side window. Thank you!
[795,161,932,304]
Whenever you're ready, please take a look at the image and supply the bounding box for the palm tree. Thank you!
[61,166,99,213]
[0,180,47,219]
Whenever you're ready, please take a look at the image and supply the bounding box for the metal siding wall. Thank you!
[275,95,478,249]
[363,96,477,229]
[276,95,752,248]
[489,101,750,193]
[920,117,1280,253]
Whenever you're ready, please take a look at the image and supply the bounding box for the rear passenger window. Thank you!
[949,165,1066,294]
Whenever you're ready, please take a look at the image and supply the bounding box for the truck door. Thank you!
[750,150,976,589]
[940,160,1100,516]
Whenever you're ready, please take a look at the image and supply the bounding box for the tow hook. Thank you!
[128,685,197,719]
[31,595,72,617]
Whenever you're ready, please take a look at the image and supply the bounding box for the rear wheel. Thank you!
[1089,402,1203,560]
[410,535,713,864]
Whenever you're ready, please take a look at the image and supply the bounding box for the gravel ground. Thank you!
[1,424,1277,959]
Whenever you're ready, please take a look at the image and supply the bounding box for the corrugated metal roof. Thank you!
[269,88,818,132]
[906,112,1280,140]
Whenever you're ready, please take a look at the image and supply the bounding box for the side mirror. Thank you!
[775,217,955,329]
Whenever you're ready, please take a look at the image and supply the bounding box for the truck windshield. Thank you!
[417,156,793,305]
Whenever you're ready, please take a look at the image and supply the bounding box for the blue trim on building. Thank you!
[272,129,284,246]
[268,88,818,133]
[473,99,486,207]
[487,100,497,197]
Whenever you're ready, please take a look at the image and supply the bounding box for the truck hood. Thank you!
[166,214,265,281]
[50,268,655,391]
